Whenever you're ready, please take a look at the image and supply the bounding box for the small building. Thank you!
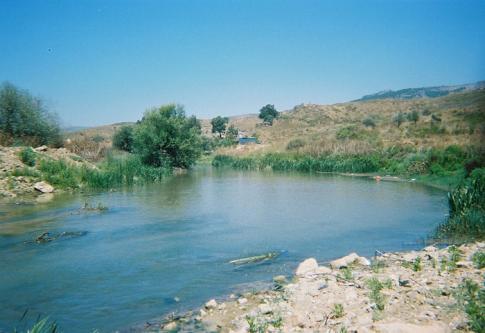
[238,137,258,145]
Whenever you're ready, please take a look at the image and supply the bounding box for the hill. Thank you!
[215,89,484,156]
[355,80,485,102]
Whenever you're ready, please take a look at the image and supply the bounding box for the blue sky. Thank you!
[1,0,484,126]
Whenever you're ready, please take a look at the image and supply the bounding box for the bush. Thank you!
[362,117,376,128]
[407,110,419,124]
[435,168,485,240]
[0,82,62,147]
[133,104,202,168]
[19,147,37,166]
[112,125,134,152]
[336,126,360,140]
[286,138,306,150]
[392,112,406,127]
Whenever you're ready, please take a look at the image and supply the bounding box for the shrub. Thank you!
[133,104,202,168]
[19,147,37,166]
[472,252,485,269]
[286,138,306,150]
[0,82,62,147]
[393,112,406,127]
[407,110,419,124]
[112,125,134,152]
[455,279,484,332]
[336,126,360,140]
[362,117,376,128]
[435,168,485,240]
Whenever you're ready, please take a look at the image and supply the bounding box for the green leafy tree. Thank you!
[225,124,239,141]
[211,116,229,138]
[112,125,134,152]
[0,82,62,146]
[133,104,202,168]
[258,104,279,125]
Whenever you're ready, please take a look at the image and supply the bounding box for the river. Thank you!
[0,167,448,332]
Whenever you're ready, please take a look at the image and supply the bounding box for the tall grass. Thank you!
[435,168,485,241]
[37,155,171,190]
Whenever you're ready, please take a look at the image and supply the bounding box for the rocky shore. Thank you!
[0,146,91,199]
[146,242,484,333]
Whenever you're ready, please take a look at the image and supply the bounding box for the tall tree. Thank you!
[211,116,229,138]
[258,104,279,125]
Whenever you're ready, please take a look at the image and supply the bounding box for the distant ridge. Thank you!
[354,80,485,102]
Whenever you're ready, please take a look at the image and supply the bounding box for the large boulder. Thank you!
[330,252,370,269]
[295,258,319,276]
[34,181,54,193]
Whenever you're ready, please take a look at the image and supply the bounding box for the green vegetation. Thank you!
[331,303,345,318]
[211,116,229,138]
[286,138,306,150]
[19,147,37,166]
[471,251,485,269]
[32,154,170,190]
[393,112,406,127]
[133,104,202,168]
[14,317,59,333]
[258,104,279,125]
[362,116,376,128]
[454,279,484,332]
[366,277,392,313]
[112,125,134,152]
[0,82,62,147]
[435,168,485,241]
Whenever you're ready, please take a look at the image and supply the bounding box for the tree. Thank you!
[407,110,419,124]
[132,104,202,168]
[258,104,279,125]
[0,82,62,146]
[393,112,406,128]
[211,116,229,138]
[112,125,134,152]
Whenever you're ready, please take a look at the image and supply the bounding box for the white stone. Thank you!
[237,297,248,305]
[34,181,54,193]
[315,266,332,275]
[34,145,48,152]
[295,258,319,276]
[258,303,272,314]
[330,253,370,269]
[205,299,217,309]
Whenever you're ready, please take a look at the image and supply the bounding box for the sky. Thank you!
[1,0,484,127]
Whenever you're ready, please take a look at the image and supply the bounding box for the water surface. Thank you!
[0,168,447,332]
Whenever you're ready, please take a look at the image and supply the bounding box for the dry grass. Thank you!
[218,90,485,156]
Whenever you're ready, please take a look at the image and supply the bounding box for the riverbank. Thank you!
[146,242,484,333]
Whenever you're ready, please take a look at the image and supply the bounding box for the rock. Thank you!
[273,275,287,284]
[34,145,48,152]
[199,309,207,317]
[258,303,272,314]
[315,266,332,275]
[34,181,54,193]
[424,245,438,252]
[237,297,248,305]
[330,253,370,269]
[205,299,217,309]
[295,258,319,276]
[456,261,472,268]
[163,321,177,331]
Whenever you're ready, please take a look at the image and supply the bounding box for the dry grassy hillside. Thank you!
[219,90,485,156]
[67,90,484,159]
